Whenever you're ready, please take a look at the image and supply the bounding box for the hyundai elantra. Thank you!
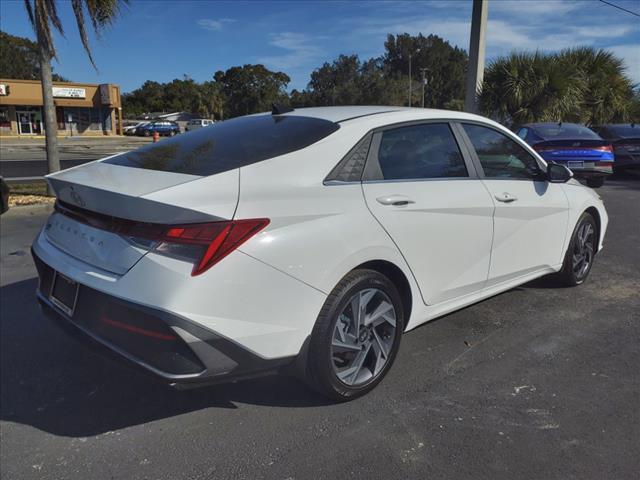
[32,106,608,400]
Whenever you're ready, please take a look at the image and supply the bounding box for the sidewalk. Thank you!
[0,136,152,150]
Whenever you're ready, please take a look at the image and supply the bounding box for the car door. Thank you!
[361,122,495,305]
[458,122,569,286]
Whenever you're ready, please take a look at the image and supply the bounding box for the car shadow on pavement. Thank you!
[0,278,332,438]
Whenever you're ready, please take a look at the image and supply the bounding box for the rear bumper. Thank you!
[613,153,640,169]
[569,168,612,177]
[32,249,297,388]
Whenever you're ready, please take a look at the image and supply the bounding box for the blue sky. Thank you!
[1,0,639,93]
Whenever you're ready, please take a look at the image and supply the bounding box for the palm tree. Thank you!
[23,0,127,191]
[479,51,585,126]
[479,48,636,127]
[557,47,635,125]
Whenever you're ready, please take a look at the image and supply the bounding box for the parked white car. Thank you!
[33,106,607,400]
[185,119,215,131]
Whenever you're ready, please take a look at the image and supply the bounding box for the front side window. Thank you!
[462,124,542,180]
[377,123,467,180]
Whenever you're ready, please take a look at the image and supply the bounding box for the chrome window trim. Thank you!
[362,121,476,182]
[456,121,548,181]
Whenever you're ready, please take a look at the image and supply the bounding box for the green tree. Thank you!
[480,48,636,126]
[307,54,361,106]
[213,64,290,117]
[121,78,225,119]
[0,31,68,81]
[23,0,127,186]
[557,47,636,125]
[479,51,584,125]
[303,55,405,107]
[383,33,468,108]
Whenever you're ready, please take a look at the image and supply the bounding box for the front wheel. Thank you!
[557,213,598,286]
[305,269,404,401]
[586,177,605,188]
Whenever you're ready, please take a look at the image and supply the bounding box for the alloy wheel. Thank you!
[331,288,397,386]
[572,221,595,280]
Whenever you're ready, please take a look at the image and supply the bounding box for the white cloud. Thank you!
[606,44,640,84]
[486,21,638,57]
[197,18,236,32]
[258,32,325,71]
[490,0,585,16]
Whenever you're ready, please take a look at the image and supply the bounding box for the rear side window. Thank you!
[533,124,600,140]
[106,115,340,176]
[462,124,542,180]
[376,123,468,180]
[607,125,639,138]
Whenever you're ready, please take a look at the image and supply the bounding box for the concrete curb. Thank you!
[2,203,54,219]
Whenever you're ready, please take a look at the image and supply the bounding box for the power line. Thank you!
[598,0,640,17]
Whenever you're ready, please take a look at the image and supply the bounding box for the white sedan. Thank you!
[32,106,607,400]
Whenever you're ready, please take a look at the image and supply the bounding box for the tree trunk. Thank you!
[36,16,60,196]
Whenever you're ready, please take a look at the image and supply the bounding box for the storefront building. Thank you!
[0,79,122,136]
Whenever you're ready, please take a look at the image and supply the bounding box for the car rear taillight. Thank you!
[54,200,268,276]
[533,144,552,152]
[149,219,270,276]
[592,145,613,153]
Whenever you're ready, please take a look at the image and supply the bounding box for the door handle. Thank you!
[494,192,518,203]
[376,195,415,206]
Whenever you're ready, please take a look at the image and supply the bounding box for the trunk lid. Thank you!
[44,159,239,275]
[533,139,613,161]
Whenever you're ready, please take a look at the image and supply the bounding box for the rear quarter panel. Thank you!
[234,129,423,325]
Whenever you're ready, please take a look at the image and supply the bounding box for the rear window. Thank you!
[105,115,340,176]
[604,125,640,138]
[533,124,600,140]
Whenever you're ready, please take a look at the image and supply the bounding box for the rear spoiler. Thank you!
[532,139,611,148]
[47,161,235,224]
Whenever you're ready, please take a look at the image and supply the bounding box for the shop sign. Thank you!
[0,84,7,96]
[52,87,86,98]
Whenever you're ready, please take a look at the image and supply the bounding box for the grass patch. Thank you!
[8,181,54,207]
[9,181,50,196]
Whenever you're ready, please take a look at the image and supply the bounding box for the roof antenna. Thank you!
[272,103,294,115]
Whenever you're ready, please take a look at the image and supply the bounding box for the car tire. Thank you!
[586,177,604,188]
[556,212,598,287]
[305,269,404,401]
[144,130,151,137]
[169,131,176,136]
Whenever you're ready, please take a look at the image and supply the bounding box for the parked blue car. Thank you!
[591,124,640,174]
[515,123,613,188]
[136,121,181,137]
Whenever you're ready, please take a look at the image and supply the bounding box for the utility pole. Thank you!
[408,48,421,107]
[464,0,488,113]
[420,68,428,108]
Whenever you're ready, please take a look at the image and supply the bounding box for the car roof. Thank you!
[522,122,584,128]
[279,106,492,129]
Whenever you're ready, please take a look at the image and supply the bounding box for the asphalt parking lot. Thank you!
[1,178,638,480]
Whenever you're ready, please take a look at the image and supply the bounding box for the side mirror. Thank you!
[547,163,573,183]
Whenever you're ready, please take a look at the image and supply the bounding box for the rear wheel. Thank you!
[306,269,404,401]
[557,212,597,286]
[586,177,604,188]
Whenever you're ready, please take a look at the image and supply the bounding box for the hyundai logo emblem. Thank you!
[69,189,86,207]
